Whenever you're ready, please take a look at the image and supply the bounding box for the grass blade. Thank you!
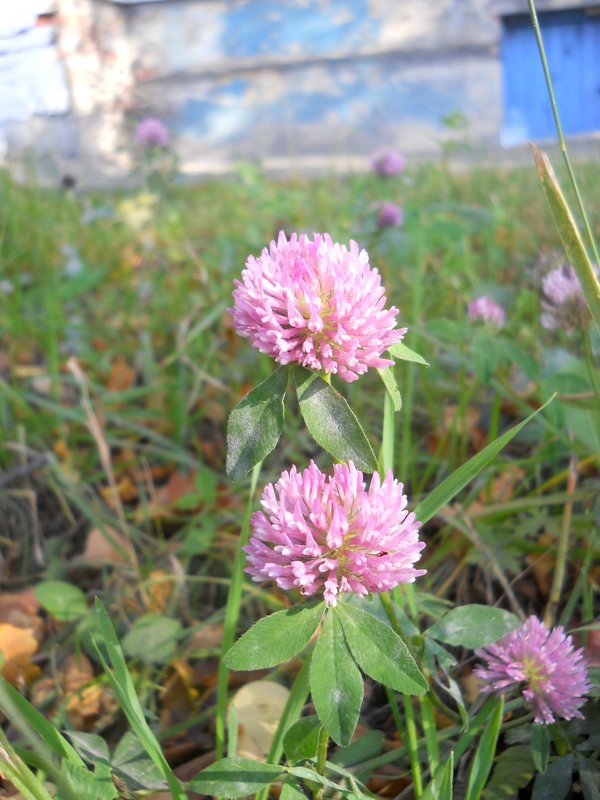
[0,679,84,767]
[527,0,600,269]
[92,600,187,800]
[531,145,600,331]
[414,395,555,523]
[463,696,504,800]
[0,730,55,800]
[215,461,262,759]
[435,752,454,800]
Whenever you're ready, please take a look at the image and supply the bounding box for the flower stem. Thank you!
[215,461,262,759]
[419,694,440,776]
[402,695,423,798]
[255,658,311,800]
[527,0,600,268]
[383,593,460,724]
[313,725,330,800]
[544,444,577,627]
[380,387,395,473]
[380,592,425,797]
[379,591,404,638]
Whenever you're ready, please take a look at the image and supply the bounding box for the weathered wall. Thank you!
[1,0,597,183]
[1,0,133,180]
[126,0,506,175]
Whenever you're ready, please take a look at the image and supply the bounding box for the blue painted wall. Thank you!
[17,0,600,182]
[175,58,481,148]
[222,0,379,58]
[502,9,600,143]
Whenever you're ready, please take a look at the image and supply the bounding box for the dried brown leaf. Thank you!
[81,526,129,564]
[108,358,136,392]
[0,624,40,686]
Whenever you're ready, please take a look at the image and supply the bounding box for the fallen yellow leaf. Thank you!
[0,623,40,686]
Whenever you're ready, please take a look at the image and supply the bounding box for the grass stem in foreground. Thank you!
[313,725,330,800]
[402,694,423,798]
[544,446,577,626]
[214,461,262,759]
[419,694,440,776]
[527,0,600,268]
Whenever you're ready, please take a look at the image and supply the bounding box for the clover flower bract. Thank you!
[135,117,170,149]
[474,616,591,724]
[467,296,506,328]
[244,461,426,607]
[230,232,406,382]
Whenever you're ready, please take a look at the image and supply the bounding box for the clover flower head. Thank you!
[467,296,506,328]
[377,202,404,229]
[474,616,591,724]
[541,265,586,332]
[244,461,426,607]
[371,148,405,177]
[135,117,170,149]
[230,232,406,382]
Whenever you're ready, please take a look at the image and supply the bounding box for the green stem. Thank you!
[379,593,424,797]
[420,695,501,800]
[353,697,523,778]
[584,328,600,407]
[419,694,440,776]
[399,232,425,484]
[215,461,262,759]
[559,526,598,628]
[527,0,600,268]
[313,726,330,800]
[403,695,423,798]
[256,658,312,800]
[501,711,533,731]
[0,700,81,800]
[267,657,311,765]
[544,444,576,627]
[379,388,395,474]
[379,592,405,639]
[485,391,502,503]
[385,684,406,737]
[0,732,53,800]
[550,722,570,757]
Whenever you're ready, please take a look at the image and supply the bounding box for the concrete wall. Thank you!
[1,0,597,183]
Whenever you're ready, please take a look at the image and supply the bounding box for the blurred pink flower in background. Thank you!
[135,117,170,149]
[467,296,506,328]
[541,264,586,332]
[230,231,406,382]
[377,202,404,229]
[371,148,405,177]
[474,616,591,724]
[245,461,426,607]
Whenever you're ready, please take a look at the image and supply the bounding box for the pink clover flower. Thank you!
[467,296,506,328]
[230,232,406,382]
[474,616,591,724]
[135,117,170,149]
[371,148,405,177]
[541,265,586,332]
[377,202,404,229]
[245,460,426,607]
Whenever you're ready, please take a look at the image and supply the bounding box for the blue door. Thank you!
[501,8,600,144]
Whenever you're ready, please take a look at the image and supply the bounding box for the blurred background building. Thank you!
[1,0,599,183]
